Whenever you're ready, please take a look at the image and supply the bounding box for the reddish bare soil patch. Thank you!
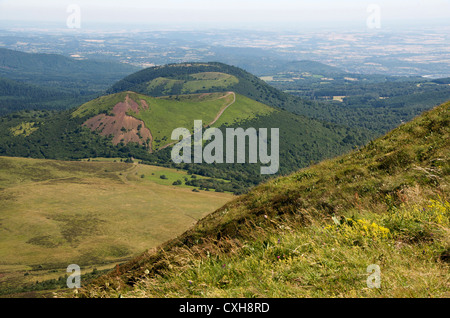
[83,95,153,151]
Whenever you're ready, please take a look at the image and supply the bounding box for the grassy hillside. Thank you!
[73,91,274,151]
[145,72,239,95]
[0,156,232,297]
[78,100,449,298]
[132,92,273,150]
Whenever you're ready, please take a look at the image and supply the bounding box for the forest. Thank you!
[267,74,450,135]
[0,48,139,115]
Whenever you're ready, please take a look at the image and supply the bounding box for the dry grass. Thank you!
[0,156,232,296]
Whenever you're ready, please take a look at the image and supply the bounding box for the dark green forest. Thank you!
[0,77,87,116]
[0,48,139,115]
[266,73,450,135]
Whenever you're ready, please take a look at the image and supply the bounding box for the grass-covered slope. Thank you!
[79,100,449,298]
[145,72,239,96]
[73,90,274,151]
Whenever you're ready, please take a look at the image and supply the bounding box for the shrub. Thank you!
[381,197,450,242]
[324,217,391,246]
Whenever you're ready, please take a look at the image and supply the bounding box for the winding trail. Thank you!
[208,91,236,127]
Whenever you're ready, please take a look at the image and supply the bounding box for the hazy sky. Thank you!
[0,0,449,30]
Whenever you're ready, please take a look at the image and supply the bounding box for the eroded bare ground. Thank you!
[83,95,153,150]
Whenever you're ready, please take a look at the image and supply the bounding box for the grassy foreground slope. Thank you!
[0,157,232,296]
[79,100,449,298]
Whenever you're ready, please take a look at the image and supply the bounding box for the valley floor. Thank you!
[0,156,233,297]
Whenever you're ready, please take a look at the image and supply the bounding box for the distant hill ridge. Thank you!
[0,47,138,80]
[274,60,346,75]
[0,47,140,115]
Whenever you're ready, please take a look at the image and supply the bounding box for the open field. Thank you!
[0,156,233,296]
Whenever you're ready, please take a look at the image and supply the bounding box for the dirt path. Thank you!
[116,163,139,185]
[208,91,235,127]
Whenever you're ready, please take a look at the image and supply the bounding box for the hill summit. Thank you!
[79,100,449,298]
[107,62,315,112]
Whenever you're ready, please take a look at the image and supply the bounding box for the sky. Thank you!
[0,0,449,31]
